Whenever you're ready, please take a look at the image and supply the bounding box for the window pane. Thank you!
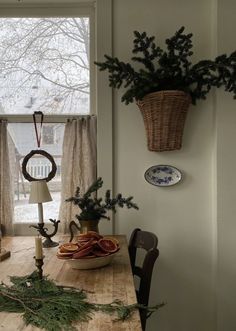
[8,123,64,223]
[0,17,90,115]
[42,125,55,145]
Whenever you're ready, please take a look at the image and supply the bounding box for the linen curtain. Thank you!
[0,121,14,235]
[59,116,97,233]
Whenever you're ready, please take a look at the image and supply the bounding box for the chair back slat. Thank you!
[128,228,159,331]
[134,230,158,251]
[139,249,159,305]
[133,265,143,278]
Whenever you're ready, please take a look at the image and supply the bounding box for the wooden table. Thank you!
[0,235,142,331]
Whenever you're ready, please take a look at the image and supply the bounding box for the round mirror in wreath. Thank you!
[22,149,57,182]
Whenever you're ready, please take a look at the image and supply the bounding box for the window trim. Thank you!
[0,0,113,234]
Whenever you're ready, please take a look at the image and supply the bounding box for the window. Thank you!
[0,17,91,115]
[2,15,93,226]
[0,1,113,234]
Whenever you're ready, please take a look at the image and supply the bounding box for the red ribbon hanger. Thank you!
[33,111,44,148]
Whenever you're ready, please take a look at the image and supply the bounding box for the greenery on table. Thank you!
[0,271,164,331]
[66,177,139,221]
[95,26,236,105]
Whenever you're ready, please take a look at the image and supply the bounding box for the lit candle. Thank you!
[35,237,43,259]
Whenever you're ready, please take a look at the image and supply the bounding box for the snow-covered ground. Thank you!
[14,192,61,223]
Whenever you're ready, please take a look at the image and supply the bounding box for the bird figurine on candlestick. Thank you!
[29,180,60,248]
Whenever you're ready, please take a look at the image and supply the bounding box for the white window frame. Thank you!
[0,0,113,235]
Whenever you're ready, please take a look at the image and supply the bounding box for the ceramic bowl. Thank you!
[65,252,118,270]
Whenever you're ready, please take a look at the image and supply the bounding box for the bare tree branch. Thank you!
[0,17,90,114]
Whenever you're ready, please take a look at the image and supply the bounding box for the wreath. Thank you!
[22,149,57,182]
[21,112,57,182]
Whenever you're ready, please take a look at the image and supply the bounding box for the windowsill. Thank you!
[13,222,59,236]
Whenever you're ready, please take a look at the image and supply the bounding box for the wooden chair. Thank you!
[128,228,159,330]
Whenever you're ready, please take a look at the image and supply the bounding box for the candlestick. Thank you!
[35,236,43,259]
[34,256,44,280]
[29,181,59,247]
[30,219,60,248]
[38,203,44,224]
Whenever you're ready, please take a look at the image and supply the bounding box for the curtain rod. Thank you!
[0,114,96,124]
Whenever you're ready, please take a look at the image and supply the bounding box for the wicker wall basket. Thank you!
[137,90,191,152]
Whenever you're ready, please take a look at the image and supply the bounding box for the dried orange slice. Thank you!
[97,238,118,253]
[60,243,79,253]
[77,238,96,251]
[72,246,93,259]
[104,237,120,247]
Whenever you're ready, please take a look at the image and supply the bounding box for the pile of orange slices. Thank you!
[57,231,120,260]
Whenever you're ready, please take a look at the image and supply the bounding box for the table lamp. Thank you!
[29,180,52,223]
[29,180,60,248]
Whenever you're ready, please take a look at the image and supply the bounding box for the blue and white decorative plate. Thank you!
[144,165,182,187]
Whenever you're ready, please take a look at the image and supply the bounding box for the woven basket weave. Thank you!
[137,90,191,152]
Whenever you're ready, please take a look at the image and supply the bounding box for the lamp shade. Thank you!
[29,180,52,204]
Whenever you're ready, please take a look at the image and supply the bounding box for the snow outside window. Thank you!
[0,17,91,115]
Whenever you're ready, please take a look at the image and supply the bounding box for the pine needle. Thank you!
[0,271,165,331]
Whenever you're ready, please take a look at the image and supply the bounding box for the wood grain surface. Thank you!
[0,235,142,331]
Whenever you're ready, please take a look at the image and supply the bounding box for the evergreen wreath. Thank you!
[0,272,164,331]
[95,26,236,105]
[66,177,139,221]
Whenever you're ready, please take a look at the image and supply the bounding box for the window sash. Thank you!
[0,0,113,234]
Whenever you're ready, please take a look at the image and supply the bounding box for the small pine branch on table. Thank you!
[0,272,165,331]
